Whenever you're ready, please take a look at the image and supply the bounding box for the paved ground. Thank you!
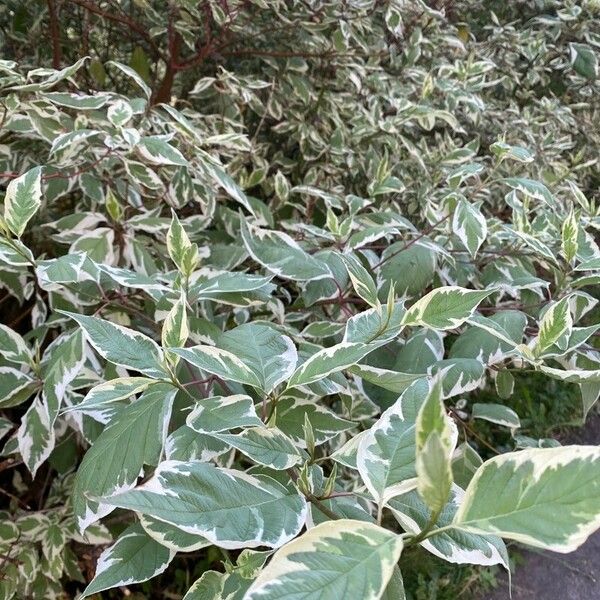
[485,413,600,600]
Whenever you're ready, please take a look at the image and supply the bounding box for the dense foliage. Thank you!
[0,1,599,598]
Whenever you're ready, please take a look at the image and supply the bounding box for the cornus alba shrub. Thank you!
[0,1,599,598]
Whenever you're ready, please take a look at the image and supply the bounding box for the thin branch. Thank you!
[65,0,164,60]
[47,0,62,69]
[372,214,451,270]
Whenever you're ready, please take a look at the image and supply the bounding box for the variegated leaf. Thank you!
[81,523,175,598]
[245,520,404,600]
[403,287,493,330]
[454,446,600,552]
[101,460,307,549]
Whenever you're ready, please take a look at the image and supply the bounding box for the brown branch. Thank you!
[66,0,164,60]
[153,3,183,104]
[47,0,62,69]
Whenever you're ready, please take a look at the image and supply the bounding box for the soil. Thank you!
[484,412,600,600]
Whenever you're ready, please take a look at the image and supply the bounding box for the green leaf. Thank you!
[107,98,133,127]
[382,567,406,600]
[472,403,520,429]
[490,141,534,163]
[539,365,600,384]
[186,394,262,433]
[17,396,54,477]
[81,523,175,598]
[273,394,354,447]
[9,56,88,91]
[0,238,35,266]
[430,358,485,399]
[107,60,152,98]
[42,92,108,110]
[240,220,331,281]
[139,515,210,552]
[36,252,90,287]
[452,443,483,489]
[357,379,429,505]
[50,129,99,155]
[0,366,37,408]
[348,364,424,393]
[167,210,196,274]
[73,383,176,531]
[415,379,454,514]
[4,166,42,237]
[64,377,155,417]
[42,328,85,419]
[450,311,526,363]
[570,43,598,79]
[340,253,380,308]
[535,297,572,355]
[395,330,444,374]
[101,460,307,549]
[495,370,515,399]
[59,311,167,379]
[192,273,274,300]
[218,323,297,393]
[561,210,579,263]
[344,303,406,344]
[287,342,376,388]
[203,161,255,214]
[389,486,508,567]
[454,446,600,551]
[502,177,555,206]
[403,287,493,330]
[379,241,436,298]
[138,136,188,166]
[452,200,487,257]
[162,295,189,349]
[211,427,303,470]
[575,257,600,271]
[245,520,404,600]
[170,345,262,387]
[183,570,252,600]
[166,425,229,462]
[0,323,31,364]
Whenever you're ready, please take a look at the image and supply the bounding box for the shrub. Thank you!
[0,1,599,598]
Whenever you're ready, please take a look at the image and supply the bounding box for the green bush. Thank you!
[0,1,599,598]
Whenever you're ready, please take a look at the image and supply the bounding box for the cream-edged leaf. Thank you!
[218,323,297,393]
[170,345,262,387]
[287,342,376,388]
[211,427,303,470]
[452,200,487,257]
[59,311,167,378]
[73,384,176,531]
[403,287,493,330]
[186,394,262,433]
[357,379,430,506]
[240,220,331,281]
[245,520,404,600]
[454,446,600,552]
[101,460,307,549]
[80,523,175,598]
[4,166,43,237]
[389,486,508,567]
[0,323,32,364]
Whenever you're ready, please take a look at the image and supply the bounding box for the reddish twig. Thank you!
[66,0,164,60]
[372,214,451,270]
[47,0,62,69]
